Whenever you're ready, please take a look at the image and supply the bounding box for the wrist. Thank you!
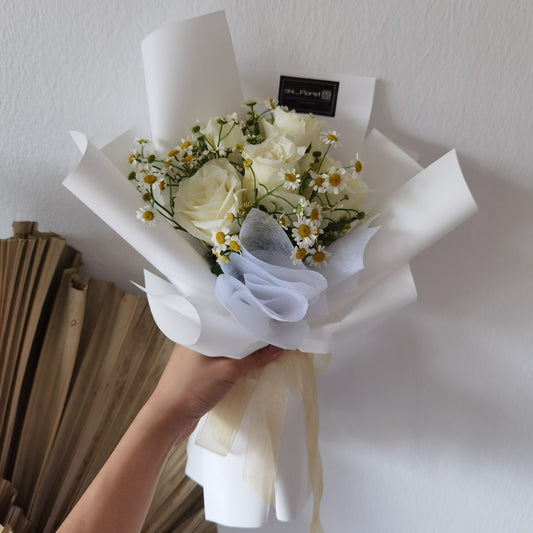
[142,392,199,450]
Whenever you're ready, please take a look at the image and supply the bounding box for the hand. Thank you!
[147,344,284,445]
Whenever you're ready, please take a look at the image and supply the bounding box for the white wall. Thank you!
[2,1,533,531]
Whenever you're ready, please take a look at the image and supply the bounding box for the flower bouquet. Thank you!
[64,10,477,532]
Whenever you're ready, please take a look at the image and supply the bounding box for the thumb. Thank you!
[242,344,284,370]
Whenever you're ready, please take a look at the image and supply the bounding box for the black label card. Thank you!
[278,76,340,117]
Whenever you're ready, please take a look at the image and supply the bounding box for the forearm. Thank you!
[57,396,193,533]
[56,343,281,533]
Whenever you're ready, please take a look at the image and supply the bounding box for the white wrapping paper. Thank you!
[63,10,478,529]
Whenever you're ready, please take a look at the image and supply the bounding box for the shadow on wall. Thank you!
[316,132,533,481]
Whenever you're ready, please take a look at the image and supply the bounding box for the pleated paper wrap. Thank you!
[64,10,477,530]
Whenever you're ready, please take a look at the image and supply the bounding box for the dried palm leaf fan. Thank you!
[0,222,215,532]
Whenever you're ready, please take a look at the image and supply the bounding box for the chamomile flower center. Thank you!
[215,231,226,245]
[143,174,157,184]
[307,244,330,267]
[295,248,307,260]
[278,168,301,190]
[229,240,241,252]
[329,173,342,187]
[227,235,242,252]
[298,224,311,238]
[314,176,325,187]
[136,205,157,227]
[180,140,191,150]
[310,208,320,221]
[321,130,339,145]
[354,160,363,173]
[312,250,325,262]
[182,154,194,163]
[168,149,179,157]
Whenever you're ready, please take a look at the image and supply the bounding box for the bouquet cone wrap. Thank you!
[63,10,477,529]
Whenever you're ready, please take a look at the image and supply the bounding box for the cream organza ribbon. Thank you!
[195,350,329,533]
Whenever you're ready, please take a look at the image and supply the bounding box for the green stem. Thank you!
[316,144,331,174]
[219,121,237,143]
[255,182,285,204]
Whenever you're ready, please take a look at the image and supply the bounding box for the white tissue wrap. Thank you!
[215,208,380,350]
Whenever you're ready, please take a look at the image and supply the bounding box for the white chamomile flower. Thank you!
[136,205,157,227]
[351,153,365,177]
[326,167,347,194]
[309,171,329,193]
[307,244,330,268]
[215,252,230,265]
[278,214,289,229]
[292,216,318,247]
[233,142,245,154]
[278,168,301,190]
[227,234,242,253]
[130,157,146,171]
[305,202,323,224]
[212,230,229,253]
[320,130,339,145]
[151,177,169,205]
[290,246,308,265]
[313,223,324,240]
[206,144,227,157]
[264,97,277,109]
[294,197,309,216]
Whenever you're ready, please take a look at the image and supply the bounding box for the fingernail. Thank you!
[266,345,283,356]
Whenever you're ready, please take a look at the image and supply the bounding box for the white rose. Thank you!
[174,158,245,243]
[263,107,323,150]
[243,135,306,190]
[202,118,246,149]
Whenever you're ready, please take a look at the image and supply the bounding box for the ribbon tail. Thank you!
[195,367,259,455]
[291,351,326,533]
[243,355,292,505]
